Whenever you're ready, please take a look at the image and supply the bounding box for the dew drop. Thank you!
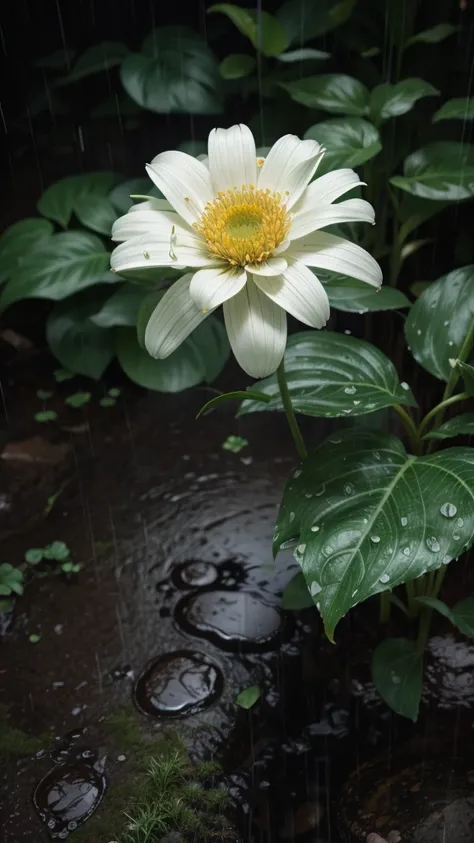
[391,671,401,685]
[315,485,325,497]
[440,503,457,519]
[403,547,411,556]
[289,511,295,522]
[400,382,410,391]
[416,329,422,336]
[293,469,302,479]
[400,516,408,526]
[324,545,334,555]
[455,517,464,528]
[304,492,313,499]
[311,581,322,596]
[370,535,381,544]
[379,573,390,584]
[426,536,440,552]
[344,329,351,335]
[344,483,354,496]
[344,386,356,395]
[311,525,320,532]
[297,544,306,555]
[443,320,450,326]
[453,534,460,541]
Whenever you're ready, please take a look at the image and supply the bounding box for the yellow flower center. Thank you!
[194,185,290,267]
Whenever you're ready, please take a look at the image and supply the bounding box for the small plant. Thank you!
[25,541,81,574]
[222,435,248,453]
[64,391,91,408]
[0,563,24,612]
[236,684,262,709]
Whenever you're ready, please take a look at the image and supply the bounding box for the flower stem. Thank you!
[419,392,470,436]
[392,404,423,455]
[277,359,307,462]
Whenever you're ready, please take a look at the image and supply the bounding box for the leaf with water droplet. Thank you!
[372,638,423,721]
[424,413,474,441]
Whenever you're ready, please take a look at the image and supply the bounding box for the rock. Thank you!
[1,436,70,464]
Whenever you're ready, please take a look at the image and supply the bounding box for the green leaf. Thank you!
[90,284,145,328]
[281,74,369,116]
[209,5,289,57]
[240,332,417,419]
[108,387,121,397]
[274,429,474,639]
[424,413,474,441]
[190,318,230,384]
[136,290,164,348]
[0,219,54,284]
[305,118,381,172]
[100,397,116,407]
[450,597,474,636]
[407,23,459,46]
[36,389,53,401]
[390,142,474,201]
[405,266,474,381]
[410,281,431,298]
[34,410,57,423]
[116,327,204,392]
[324,275,410,313]
[54,368,75,382]
[47,297,115,380]
[0,563,24,597]
[277,48,330,62]
[37,172,121,228]
[282,572,314,610]
[58,41,129,83]
[28,633,41,644]
[25,548,44,564]
[44,541,70,561]
[277,0,355,44]
[121,26,222,114]
[197,390,271,418]
[370,78,439,122]
[433,97,474,123]
[456,361,474,396]
[222,435,248,453]
[236,685,262,709]
[0,231,116,310]
[108,178,153,214]
[64,392,91,408]
[219,53,256,79]
[372,638,423,721]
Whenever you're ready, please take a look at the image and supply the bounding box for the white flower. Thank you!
[111,125,382,378]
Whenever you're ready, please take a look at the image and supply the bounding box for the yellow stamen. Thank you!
[194,185,290,267]
[256,158,265,168]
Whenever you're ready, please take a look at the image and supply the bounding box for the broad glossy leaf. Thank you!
[209,5,289,56]
[37,172,121,228]
[281,74,369,116]
[305,118,381,173]
[372,639,423,721]
[277,48,330,62]
[417,595,474,636]
[121,26,222,114]
[47,297,115,380]
[136,290,164,349]
[370,79,438,122]
[324,276,410,312]
[424,414,474,441]
[398,195,449,241]
[190,318,230,384]
[274,429,474,638]
[390,142,474,201]
[407,23,459,46]
[90,284,145,328]
[455,361,474,397]
[405,266,474,381]
[0,219,53,284]
[433,97,474,123]
[219,53,256,79]
[277,0,355,43]
[282,572,314,610]
[240,332,416,419]
[0,232,116,310]
[108,178,153,214]
[116,327,205,392]
[58,42,129,83]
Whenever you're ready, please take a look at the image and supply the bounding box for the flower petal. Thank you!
[145,273,211,359]
[146,151,214,226]
[258,135,325,209]
[189,265,247,311]
[295,169,364,208]
[288,231,382,288]
[208,124,257,193]
[223,278,287,378]
[290,198,375,240]
[111,231,212,274]
[112,209,189,242]
[248,257,288,276]
[253,261,329,329]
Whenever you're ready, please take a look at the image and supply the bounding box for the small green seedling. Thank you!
[0,563,24,597]
[34,410,57,423]
[61,561,82,574]
[236,684,262,709]
[25,548,44,565]
[222,435,248,453]
[65,392,91,408]
[54,368,75,382]
[100,397,116,407]
[36,389,53,400]
[28,633,41,644]
[108,387,121,398]
[43,541,70,561]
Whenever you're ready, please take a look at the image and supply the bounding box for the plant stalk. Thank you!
[392,404,423,455]
[419,392,470,435]
[277,359,307,461]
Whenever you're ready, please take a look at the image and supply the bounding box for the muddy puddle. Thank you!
[1,353,474,843]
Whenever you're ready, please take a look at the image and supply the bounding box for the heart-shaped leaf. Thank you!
[433,97,474,123]
[209,5,289,56]
[0,219,54,284]
[372,638,423,721]
[304,118,381,173]
[424,413,474,441]
[277,0,355,44]
[280,74,369,116]
[37,172,121,228]
[405,265,474,381]
[390,142,474,201]
[108,179,153,214]
[324,276,410,312]
[47,296,115,380]
[239,332,416,419]
[190,318,230,384]
[90,284,145,328]
[274,429,474,639]
[0,231,117,310]
[58,41,129,84]
[417,595,474,637]
[116,327,205,392]
[120,26,222,114]
[219,53,256,79]
[0,563,24,597]
[369,78,439,122]
[282,572,314,610]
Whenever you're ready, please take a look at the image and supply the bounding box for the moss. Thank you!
[0,704,49,761]
[74,705,235,843]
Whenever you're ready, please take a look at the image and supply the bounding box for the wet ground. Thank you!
[1,346,474,843]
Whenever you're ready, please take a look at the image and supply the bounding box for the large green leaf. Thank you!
[433,97,474,123]
[277,0,355,44]
[116,327,204,392]
[372,639,423,721]
[191,318,230,384]
[407,23,459,46]
[390,143,474,201]
[108,178,153,215]
[274,429,474,638]
[219,53,256,79]
[37,172,121,228]
[280,74,369,116]
[324,276,410,312]
[208,5,289,57]
[0,232,116,310]
[0,219,53,284]
[47,297,115,380]
[417,596,474,637]
[282,572,314,610]
[405,266,474,381]
[90,284,145,328]
[239,332,416,419]
[305,118,381,173]
[120,27,222,115]
[369,79,439,122]
[424,414,474,441]
[58,42,129,84]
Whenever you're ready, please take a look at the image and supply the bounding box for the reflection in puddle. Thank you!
[33,752,106,839]
[176,590,282,651]
[134,650,223,717]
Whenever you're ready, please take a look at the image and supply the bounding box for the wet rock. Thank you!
[1,436,70,464]
[176,590,282,651]
[134,650,223,717]
[33,751,107,838]
[339,739,474,842]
